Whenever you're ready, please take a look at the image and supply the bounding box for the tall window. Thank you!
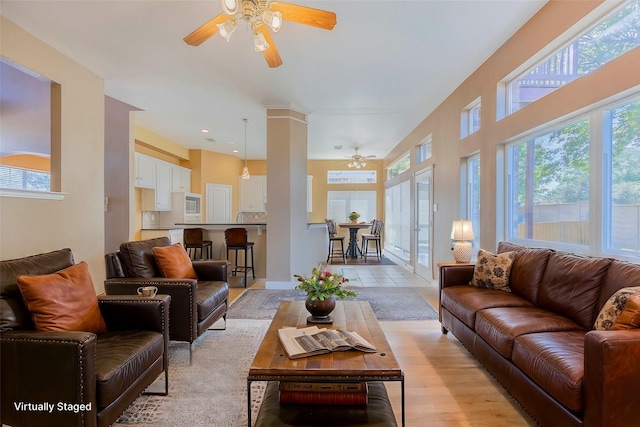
[505,95,640,260]
[385,181,411,261]
[467,155,481,254]
[503,0,640,116]
[507,118,590,246]
[327,191,376,224]
[604,98,640,257]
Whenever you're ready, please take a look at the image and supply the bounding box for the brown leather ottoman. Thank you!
[254,381,398,427]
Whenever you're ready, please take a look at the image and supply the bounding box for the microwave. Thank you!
[185,193,201,214]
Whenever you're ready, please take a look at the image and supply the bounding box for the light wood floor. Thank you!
[228,266,537,427]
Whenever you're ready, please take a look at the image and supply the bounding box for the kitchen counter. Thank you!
[141,223,328,280]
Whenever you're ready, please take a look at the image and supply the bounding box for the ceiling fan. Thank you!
[345,148,376,169]
[183,0,337,68]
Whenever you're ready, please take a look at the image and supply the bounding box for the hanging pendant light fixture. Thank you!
[242,118,251,180]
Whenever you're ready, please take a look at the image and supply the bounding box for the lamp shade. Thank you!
[451,220,474,241]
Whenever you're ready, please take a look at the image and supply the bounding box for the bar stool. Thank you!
[361,220,383,261]
[183,228,212,260]
[325,219,346,264]
[225,228,255,287]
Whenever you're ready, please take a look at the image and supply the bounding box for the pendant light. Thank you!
[242,118,250,180]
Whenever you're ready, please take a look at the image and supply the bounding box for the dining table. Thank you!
[338,222,373,258]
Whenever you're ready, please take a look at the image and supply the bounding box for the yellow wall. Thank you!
[0,16,106,291]
[188,149,244,220]
[383,0,640,266]
[135,125,189,161]
[0,154,51,172]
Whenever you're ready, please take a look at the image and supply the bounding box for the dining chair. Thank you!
[361,220,383,261]
[325,219,346,264]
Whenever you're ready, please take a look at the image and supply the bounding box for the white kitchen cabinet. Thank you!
[171,165,191,192]
[141,160,172,211]
[239,175,266,212]
[155,161,173,211]
[134,153,156,188]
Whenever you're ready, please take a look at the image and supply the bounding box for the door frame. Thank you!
[413,167,433,281]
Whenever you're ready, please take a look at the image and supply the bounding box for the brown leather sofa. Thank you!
[0,248,169,427]
[104,237,229,354]
[439,242,640,427]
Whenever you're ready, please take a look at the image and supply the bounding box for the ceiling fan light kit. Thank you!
[346,147,376,169]
[184,0,336,68]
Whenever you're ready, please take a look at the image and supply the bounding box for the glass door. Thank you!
[414,168,433,280]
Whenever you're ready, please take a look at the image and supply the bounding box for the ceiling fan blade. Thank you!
[258,26,283,68]
[269,2,337,31]
[183,13,229,46]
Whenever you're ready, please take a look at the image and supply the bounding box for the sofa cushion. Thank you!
[441,285,533,329]
[612,295,640,330]
[1,248,75,332]
[119,237,170,278]
[593,286,640,331]
[537,252,612,329]
[95,330,164,409]
[196,281,229,321]
[512,331,586,413]
[16,262,107,334]
[152,243,197,279]
[475,307,584,358]
[497,242,553,304]
[470,249,516,292]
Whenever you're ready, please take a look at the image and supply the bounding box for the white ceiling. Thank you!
[0,0,546,161]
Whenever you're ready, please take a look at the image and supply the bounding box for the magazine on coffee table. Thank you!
[278,326,377,359]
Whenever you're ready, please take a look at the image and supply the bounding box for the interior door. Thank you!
[414,168,433,280]
[206,183,231,223]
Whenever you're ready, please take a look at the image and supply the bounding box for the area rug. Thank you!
[227,288,438,321]
[115,319,270,426]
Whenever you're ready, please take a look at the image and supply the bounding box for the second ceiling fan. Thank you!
[183,0,337,68]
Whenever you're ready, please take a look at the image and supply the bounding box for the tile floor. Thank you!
[336,265,431,288]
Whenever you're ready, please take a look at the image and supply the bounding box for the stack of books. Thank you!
[278,381,368,405]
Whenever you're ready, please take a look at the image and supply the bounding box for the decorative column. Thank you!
[266,108,308,287]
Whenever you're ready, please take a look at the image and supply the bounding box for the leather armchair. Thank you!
[1,249,169,427]
[104,237,229,355]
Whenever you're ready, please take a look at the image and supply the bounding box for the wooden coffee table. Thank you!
[247,300,404,426]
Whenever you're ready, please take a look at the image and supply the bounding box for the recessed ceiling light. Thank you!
[232,149,239,153]
[201,129,209,133]
[205,137,216,142]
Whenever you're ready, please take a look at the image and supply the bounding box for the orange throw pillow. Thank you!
[152,243,197,279]
[17,262,107,334]
[612,295,640,330]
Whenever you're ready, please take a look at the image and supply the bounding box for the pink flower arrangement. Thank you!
[294,265,356,301]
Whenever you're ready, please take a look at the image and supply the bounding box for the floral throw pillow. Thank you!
[469,249,516,292]
[594,286,640,331]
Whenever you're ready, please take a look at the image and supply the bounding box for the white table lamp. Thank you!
[451,220,474,263]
